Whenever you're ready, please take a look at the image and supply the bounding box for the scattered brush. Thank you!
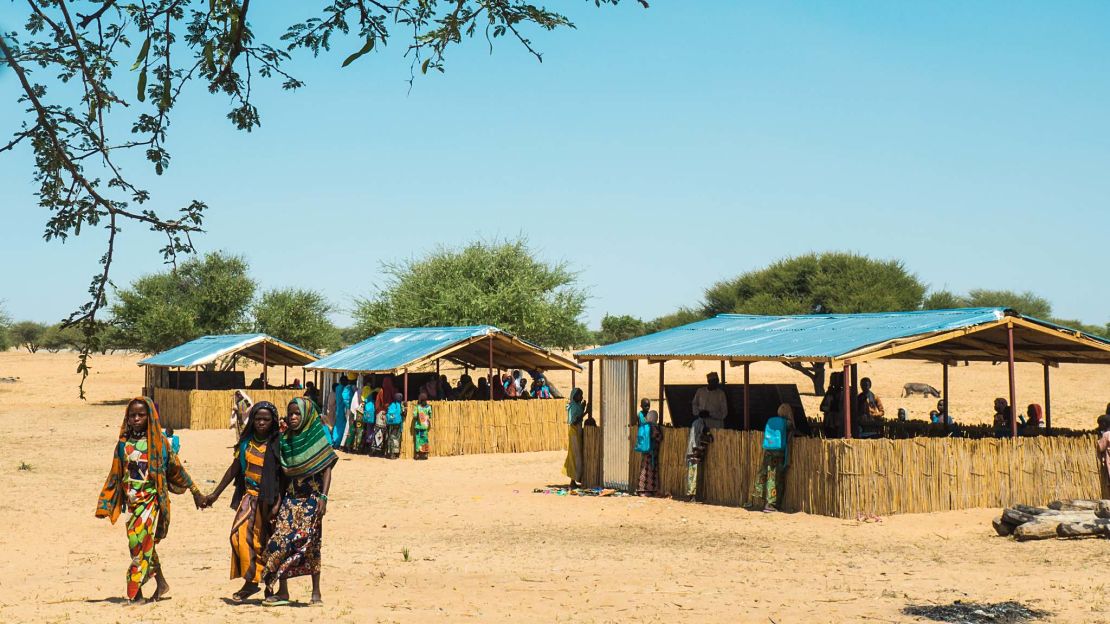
[904,600,1049,624]
[401,547,411,562]
[18,461,33,472]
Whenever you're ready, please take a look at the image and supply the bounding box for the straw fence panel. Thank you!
[187,389,303,430]
[583,426,603,487]
[396,399,565,460]
[812,435,1104,518]
[659,427,690,498]
[155,389,191,429]
[597,424,1104,518]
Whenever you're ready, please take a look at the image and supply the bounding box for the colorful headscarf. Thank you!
[95,397,193,540]
[278,397,338,479]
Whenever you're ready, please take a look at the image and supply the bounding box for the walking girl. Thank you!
[204,401,283,602]
[95,397,206,603]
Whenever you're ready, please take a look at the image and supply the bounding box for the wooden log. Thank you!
[1097,501,1110,520]
[1013,521,1064,541]
[1013,504,1053,516]
[1002,508,1037,526]
[1011,514,1101,541]
[992,518,1014,537]
[1056,519,1110,538]
[1048,499,1106,511]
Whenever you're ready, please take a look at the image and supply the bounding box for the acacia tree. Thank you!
[703,252,927,394]
[253,288,339,354]
[1,0,644,394]
[0,304,10,351]
[10,321,49,353]
[112,251,256,354]
[354,238,591,348]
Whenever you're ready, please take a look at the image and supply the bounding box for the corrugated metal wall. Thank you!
[601,360,636,489]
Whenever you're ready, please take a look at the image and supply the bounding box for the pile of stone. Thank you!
[993,499,1110,541]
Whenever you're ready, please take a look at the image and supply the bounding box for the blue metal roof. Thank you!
[307,326,494,373]
[138,333,318,367]
[577,308,1012,361]
[306,326,582,373]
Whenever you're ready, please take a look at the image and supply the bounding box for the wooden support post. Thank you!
[658,361,665,423]
[404,369,410,402]
[942,362,950,426]
[1043,362,1052,431]
[842,362,852,439]
[487,335,494,400]
[436,359,441,378]
[194,367,200,391]
[262,342,268,388]
[720,361,726,385]
[571,370,576,392]
[284,365,288,388]
[1007,323,1018,438]
[743,362,751,430]
[588,361,595,416]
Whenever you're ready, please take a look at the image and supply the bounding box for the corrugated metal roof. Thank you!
[138,334,318,368]
[307,326,493,373]
[577,308,1011,361]
[306,326,581,373]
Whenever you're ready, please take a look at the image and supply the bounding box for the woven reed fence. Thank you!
[397,399,565,460]
[154,388,304,430]
[584,426,1106,518]
[582,426,603,488]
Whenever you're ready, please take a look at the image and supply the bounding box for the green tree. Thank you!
[963,289,1052,319]
[703,252,926,395]
[339,326,365,348]
[0,305,10,351]
[648,308,706,332]
[922,290,969,310]
[10,321,49,353]
[41,324,84,353]
[1,1,642,393]
[112,252,256,354]
[595,314,650,345]
[253,289,338,354]
[705,252,926,316]
[354,239,591,348]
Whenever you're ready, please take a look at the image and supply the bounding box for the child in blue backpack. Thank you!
[751,403,795,512]
[635,399,662,496]
[385,393,406,459]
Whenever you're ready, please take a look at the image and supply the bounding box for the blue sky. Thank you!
[2,1,1108,328]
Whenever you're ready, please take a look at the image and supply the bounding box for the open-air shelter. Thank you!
[139,333,319,429]
[573,308,1110,517]
[306,326,582,459]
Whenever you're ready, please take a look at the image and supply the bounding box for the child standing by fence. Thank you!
[635,409,662,496]
[751,403,795,513]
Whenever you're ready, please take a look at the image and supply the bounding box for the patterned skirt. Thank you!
[637,452,658,494]
[386,424,403,456]
[366,424,386,455]
[230,490,267,583]
[261,475,323,586]
[125,486,160,599]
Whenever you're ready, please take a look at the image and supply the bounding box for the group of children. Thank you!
[99,397,338,606]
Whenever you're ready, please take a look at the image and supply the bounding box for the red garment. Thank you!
[375,376,396,413]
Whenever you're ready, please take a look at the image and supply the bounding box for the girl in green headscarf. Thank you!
[261,397,338,606]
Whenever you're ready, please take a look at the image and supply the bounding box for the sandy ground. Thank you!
[0,351,1108,623]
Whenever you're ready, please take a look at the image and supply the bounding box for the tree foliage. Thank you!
[924,288,1106,338]
[10,321,49,353]
[1,0,643,393]
[704,252,927,316]
[595,314,650,345]
[354,239,591,348]
[253,288,339,354]
[0,304,10,351]
[112,252,256,354]
[41,323,85,352]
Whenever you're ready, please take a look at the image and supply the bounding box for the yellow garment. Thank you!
[563,424,583,482]
[230,439,268,582]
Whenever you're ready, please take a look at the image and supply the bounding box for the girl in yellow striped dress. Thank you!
[205,401,283,602]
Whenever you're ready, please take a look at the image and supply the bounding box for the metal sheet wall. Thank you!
[601,359,636,489]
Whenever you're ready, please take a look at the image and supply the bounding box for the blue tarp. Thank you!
[576,308,1014,361]
[138,333,318,368]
